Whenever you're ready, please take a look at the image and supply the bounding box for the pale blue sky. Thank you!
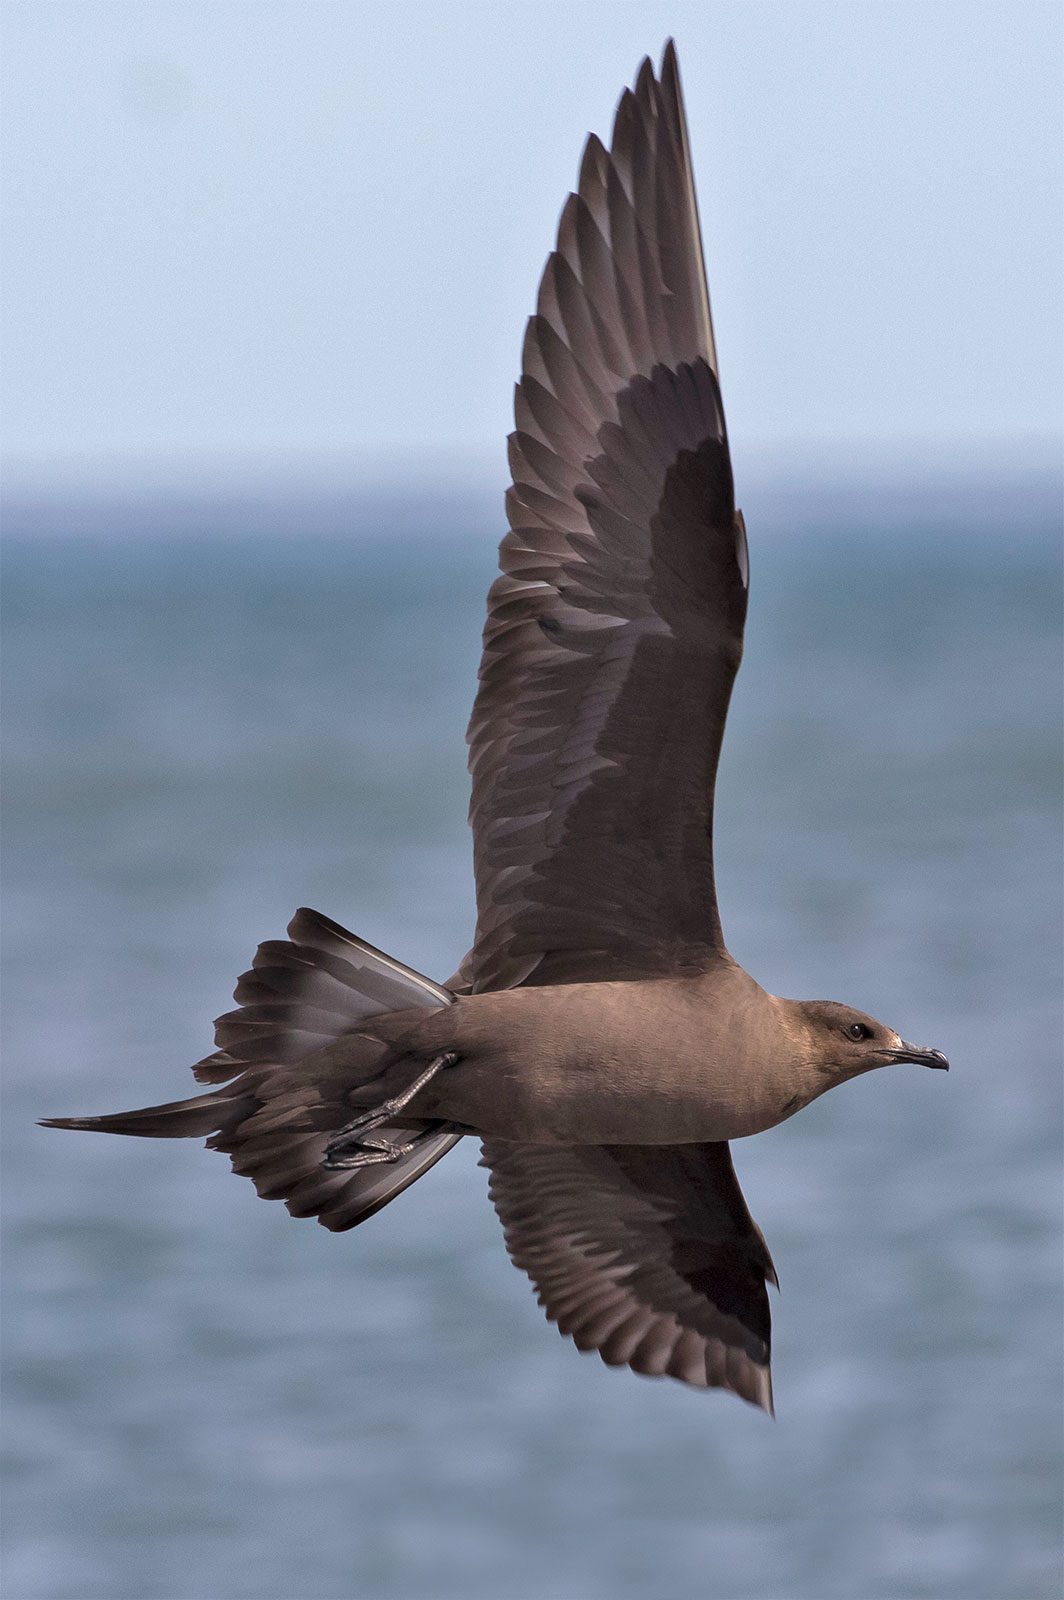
[2,0,1061,491]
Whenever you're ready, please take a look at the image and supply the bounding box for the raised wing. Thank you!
[466,42,748,992]
[482,1138,776,1410]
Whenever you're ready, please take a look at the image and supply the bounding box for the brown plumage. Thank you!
[41,42,947,1412]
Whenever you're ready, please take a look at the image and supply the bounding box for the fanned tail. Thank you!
[40,908,462,1230]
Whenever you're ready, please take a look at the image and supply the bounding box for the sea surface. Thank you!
[3,478,1062,1600]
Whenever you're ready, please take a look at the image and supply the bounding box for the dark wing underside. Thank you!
[470,46,774,1409]
[464,41,748,995]
[482,1138,776,1411]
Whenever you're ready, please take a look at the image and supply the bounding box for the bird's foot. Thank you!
[322,1050,458,1170]
[323,1132,417,1171]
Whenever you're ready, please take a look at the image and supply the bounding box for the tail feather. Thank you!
[197,910,454,1072]
[285,908,453,1005]
[191,1049,247,1086]
[40,1092,253,1140]
[41,908,462,1230]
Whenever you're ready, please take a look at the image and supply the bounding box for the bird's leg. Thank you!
[323,1051,458,1170]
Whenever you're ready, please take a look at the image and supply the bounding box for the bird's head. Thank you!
[793,999,949,1082]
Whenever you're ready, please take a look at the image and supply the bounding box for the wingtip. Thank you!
[609,84,636,150]
[633,55,657,104]
[660,40,683,107]
[577,131,608,195]
[556,189,581,253]
[748,1364,775,1417]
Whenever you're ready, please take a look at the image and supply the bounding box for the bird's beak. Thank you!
[885,1041,950,1070]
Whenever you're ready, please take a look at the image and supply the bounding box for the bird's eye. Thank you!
[847,1022,871,1041]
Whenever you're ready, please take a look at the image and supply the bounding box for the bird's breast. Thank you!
[422,978,791,1144]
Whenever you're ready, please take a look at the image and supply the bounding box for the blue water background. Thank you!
[3,477,1061,1599]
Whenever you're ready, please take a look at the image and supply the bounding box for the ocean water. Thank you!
[2,482,1061,1600]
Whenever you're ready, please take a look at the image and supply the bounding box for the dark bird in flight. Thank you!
[43,42,947,1413]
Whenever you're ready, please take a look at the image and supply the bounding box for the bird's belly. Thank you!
[429,1050,775,1145]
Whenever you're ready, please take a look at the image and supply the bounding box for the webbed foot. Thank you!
[322,1051,458,1170]
[323,1132,418,1171]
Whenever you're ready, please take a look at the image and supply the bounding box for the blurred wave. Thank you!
[2,472,1061,1600]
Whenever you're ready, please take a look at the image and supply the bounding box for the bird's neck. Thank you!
[756,993,835,1118]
